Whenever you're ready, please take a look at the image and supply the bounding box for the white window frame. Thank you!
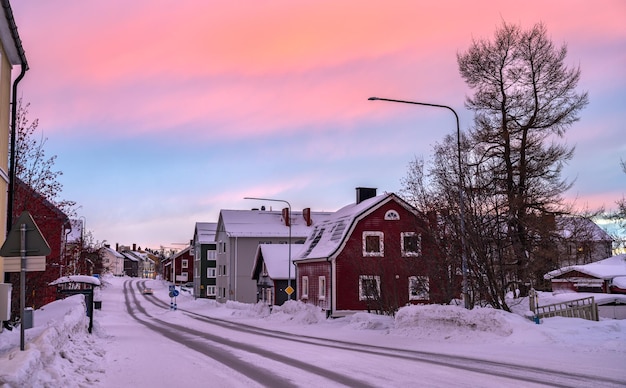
[206,286,216,296]
[318,276,326,300]
[408,276,430,301]
[362,231,384,257]
[182,259,188,268]
[301,276,309,299]
[384,210,400,220]
[359,275,381,301]
[401,232,422,257]
[207,268,216,278]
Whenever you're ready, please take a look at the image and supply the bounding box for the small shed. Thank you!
[544,254,626,294]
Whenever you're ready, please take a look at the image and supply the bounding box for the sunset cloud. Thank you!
[11,0,625,248]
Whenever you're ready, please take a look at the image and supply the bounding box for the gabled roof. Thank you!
[194,222,217,243]
[295,193,417,261]
[251,244,303,280]
[556,216,613,241]
[544,254,626,280]
[0,1,27,67]
[217,209,333,238]
[120,251,139,262]
[169,246,191,260]
[100,246,124,258]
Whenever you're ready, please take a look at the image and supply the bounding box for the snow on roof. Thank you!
[66,219,83,243]
[49,275,101,286]
[101,246,124,258]
[195,222,217,243]
[219,209,333,238]
[613,276,626,289]
[252,244,303,279]
[544,254,626,280]
[296,194,401,261]
[556,216,613,241]
[120,251,138,261]
[170,246,191,260]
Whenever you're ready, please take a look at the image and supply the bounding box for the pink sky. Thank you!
[10,0,626,248]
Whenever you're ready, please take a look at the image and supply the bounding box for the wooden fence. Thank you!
[534,296,598,321]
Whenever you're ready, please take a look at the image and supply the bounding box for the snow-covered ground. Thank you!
[0,275,625,387]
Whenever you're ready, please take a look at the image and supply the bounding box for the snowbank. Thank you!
[0,295,105,387]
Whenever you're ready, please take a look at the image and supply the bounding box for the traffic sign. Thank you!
[0,212,51,273]
[285,285,294,296]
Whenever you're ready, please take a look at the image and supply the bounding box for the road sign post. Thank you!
[0,212,51,351]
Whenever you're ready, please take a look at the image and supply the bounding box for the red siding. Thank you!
[297,261,331,310]
[8,180,70,315]
[334,200,448,311]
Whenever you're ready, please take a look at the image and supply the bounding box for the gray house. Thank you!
[214,207,332,304]
[556,216,613,267]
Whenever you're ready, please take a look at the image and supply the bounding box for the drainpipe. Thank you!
[327,256,333,318]
[4,1,29,235]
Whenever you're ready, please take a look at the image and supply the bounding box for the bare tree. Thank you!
[5,100,77,320]
[457,21,588,296]
[401,22,588,310]
[14,99,75,215]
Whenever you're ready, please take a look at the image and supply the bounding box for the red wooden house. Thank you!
[294,188,456,317]
[162,246,194,285]
[7,179,71,317]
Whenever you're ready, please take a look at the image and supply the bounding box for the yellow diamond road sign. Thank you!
[285,285,294,295]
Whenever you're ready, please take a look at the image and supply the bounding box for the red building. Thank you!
[7,179,71,316]
[162,246,194,285]
[294,188,457,317]
[544,254,626,294]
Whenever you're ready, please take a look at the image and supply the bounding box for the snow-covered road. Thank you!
[118,279,625,387]
[1,275,625,387]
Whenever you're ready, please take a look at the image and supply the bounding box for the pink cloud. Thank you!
[14,1,625,143]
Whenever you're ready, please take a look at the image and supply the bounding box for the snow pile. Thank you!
[0,295,105,387]
[345,312,393,331]
[266,300,326,324]
[392,304,518,342]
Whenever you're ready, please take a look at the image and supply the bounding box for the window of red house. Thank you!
[363,232,384,257]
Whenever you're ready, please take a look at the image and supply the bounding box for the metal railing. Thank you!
[534,296,598,321]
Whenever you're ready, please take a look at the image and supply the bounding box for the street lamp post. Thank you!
[244,197,293,300]
[368,96,469,309]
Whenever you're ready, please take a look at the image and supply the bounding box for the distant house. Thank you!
[100,245,125,276]
[129,250,155,279]
[162,246,193,284]
[120,251,139,277]
[192,222,218,298]
[251,244,301,305]
[214,207,332,304]
[294,188,451,317]
[544,254,626,294]
[555,216,613,267]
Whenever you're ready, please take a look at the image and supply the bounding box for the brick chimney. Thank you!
[303,208,312,226]
[282,207,291,226]
[356,187,377,204]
